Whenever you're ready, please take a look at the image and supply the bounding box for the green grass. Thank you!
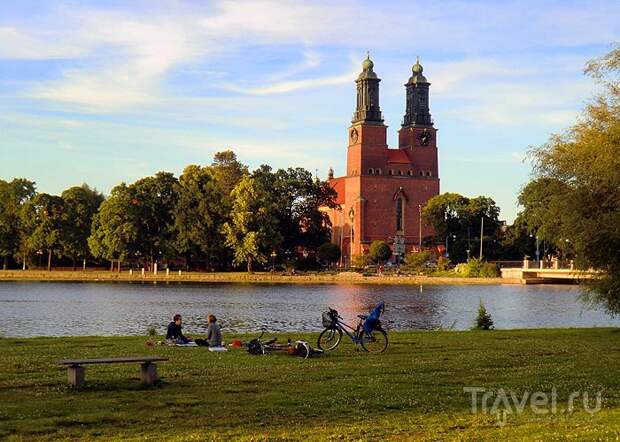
[2,329,620,441]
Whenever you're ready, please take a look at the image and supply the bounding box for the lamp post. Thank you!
[348,207,355,268]
[529,234,540,264]
[418,204,422,252]
[270,250,277,272]
[445,234,456,258]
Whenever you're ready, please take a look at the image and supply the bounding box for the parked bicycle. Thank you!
[317,301,388,353]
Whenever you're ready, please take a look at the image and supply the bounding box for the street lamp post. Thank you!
[418,204,422,252]
[530,234,540,264]
[445,234,456,258]
[348,207,355,268]
[270,250,277,272]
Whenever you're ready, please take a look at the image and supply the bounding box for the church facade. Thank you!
[326,55,440,264]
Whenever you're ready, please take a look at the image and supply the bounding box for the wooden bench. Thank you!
[57,356,169,387]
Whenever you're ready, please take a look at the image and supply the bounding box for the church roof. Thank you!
[387,149,413,164]
[329,177,346,205]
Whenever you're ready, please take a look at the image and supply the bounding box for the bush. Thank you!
[473,300,494,330]
[404,251,432,273]
[456,258,498,277]
[318,243,341,266]
[351,254,371,269]
[479,262,500,277]
[436,256,451,271]
[368,240,392,264]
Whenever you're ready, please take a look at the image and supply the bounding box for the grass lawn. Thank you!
[2,329,620,441]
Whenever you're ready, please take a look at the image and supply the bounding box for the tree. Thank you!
[88,183,139,266]
[223,176,282,272]
[422,192,502,262]
[473,300,494,330]
[90,172,178,269]
[173,165,224,270]
[519,45,620,313]
[20,193,65,271]
[0,178,36,269]
[368,240,391,264]
[60,184,104,269]
[318,242,341,267]
[251,166,336,261]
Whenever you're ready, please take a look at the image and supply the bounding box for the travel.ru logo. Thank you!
[464,387,602,426]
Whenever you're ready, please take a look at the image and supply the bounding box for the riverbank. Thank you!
[0,269,516,285]
[2,329,620,441]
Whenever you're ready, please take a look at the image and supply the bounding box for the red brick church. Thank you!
[326,55,440,265]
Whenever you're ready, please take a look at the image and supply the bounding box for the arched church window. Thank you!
[419,170,424,176]
[398,170,403,176]
[396,197,404,232]
[388,170,394,175]
[368,168,374,175]
[377,169,382,175]
[407,170,413,176]
[426,171,432,177]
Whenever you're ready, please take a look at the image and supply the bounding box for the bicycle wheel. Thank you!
[317,328,343,351]
[360,328,388,353]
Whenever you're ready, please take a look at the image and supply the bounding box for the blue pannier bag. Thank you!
[363,301,385,333]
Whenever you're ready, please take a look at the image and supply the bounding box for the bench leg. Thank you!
[67,365,85,387]
[140,362,158,384]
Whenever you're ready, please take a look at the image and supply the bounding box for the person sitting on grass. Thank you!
[206,314,222,347]
[166,314,192,344]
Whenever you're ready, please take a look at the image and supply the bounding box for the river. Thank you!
[0,281,618,337]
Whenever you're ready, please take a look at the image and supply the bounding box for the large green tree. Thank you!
[173,165,225,270]
[89,183,139,266]
[223,175,282,272]
[422,193,502,262]
[60,184,104,269]
[20,193,65,271]
[251,166,336,262]
[519,45,620,313]
[89,172,178,269]
[0,178,36,269]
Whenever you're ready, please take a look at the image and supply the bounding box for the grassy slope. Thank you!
[1,329,620,441]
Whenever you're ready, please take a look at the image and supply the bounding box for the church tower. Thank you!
[398,57,439,178]
[347,54,388,177]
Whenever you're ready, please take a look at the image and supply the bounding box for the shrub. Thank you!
[460,258,483,277]
[404,251,432,273]
[351,254,371,269]
[436,256,451,271]
[368,240,392,264]
[457,258,498,277]
[473,301,494,330]
[479,262,500,278]
[318,243,341,266]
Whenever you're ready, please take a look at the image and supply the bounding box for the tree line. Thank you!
[0,151,337,272]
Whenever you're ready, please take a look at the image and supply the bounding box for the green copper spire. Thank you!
[352,53,383,124]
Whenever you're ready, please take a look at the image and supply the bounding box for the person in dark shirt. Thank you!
[166,314,191,344]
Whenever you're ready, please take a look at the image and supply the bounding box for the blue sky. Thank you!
[1,0,618,221]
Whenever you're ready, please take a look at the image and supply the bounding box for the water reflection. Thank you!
[0,281,618,337]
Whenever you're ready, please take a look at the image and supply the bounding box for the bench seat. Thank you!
[57,356,169,387]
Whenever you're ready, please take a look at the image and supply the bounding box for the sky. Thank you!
[1,0,619,222]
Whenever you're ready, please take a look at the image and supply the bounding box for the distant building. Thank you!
[325,55,440,265]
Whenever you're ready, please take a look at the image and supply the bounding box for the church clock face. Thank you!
[419,130,432,146]
[350,128,359,143]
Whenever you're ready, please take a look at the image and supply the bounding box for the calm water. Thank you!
[0,281,618,337]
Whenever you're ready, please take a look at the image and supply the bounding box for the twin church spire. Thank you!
[352,54,433,128]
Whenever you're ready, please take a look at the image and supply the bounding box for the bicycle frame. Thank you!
[331,316,364,345]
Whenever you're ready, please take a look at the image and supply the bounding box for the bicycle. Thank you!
[317,306,388,353]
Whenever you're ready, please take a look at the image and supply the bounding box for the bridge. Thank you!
[499,259,599,285]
